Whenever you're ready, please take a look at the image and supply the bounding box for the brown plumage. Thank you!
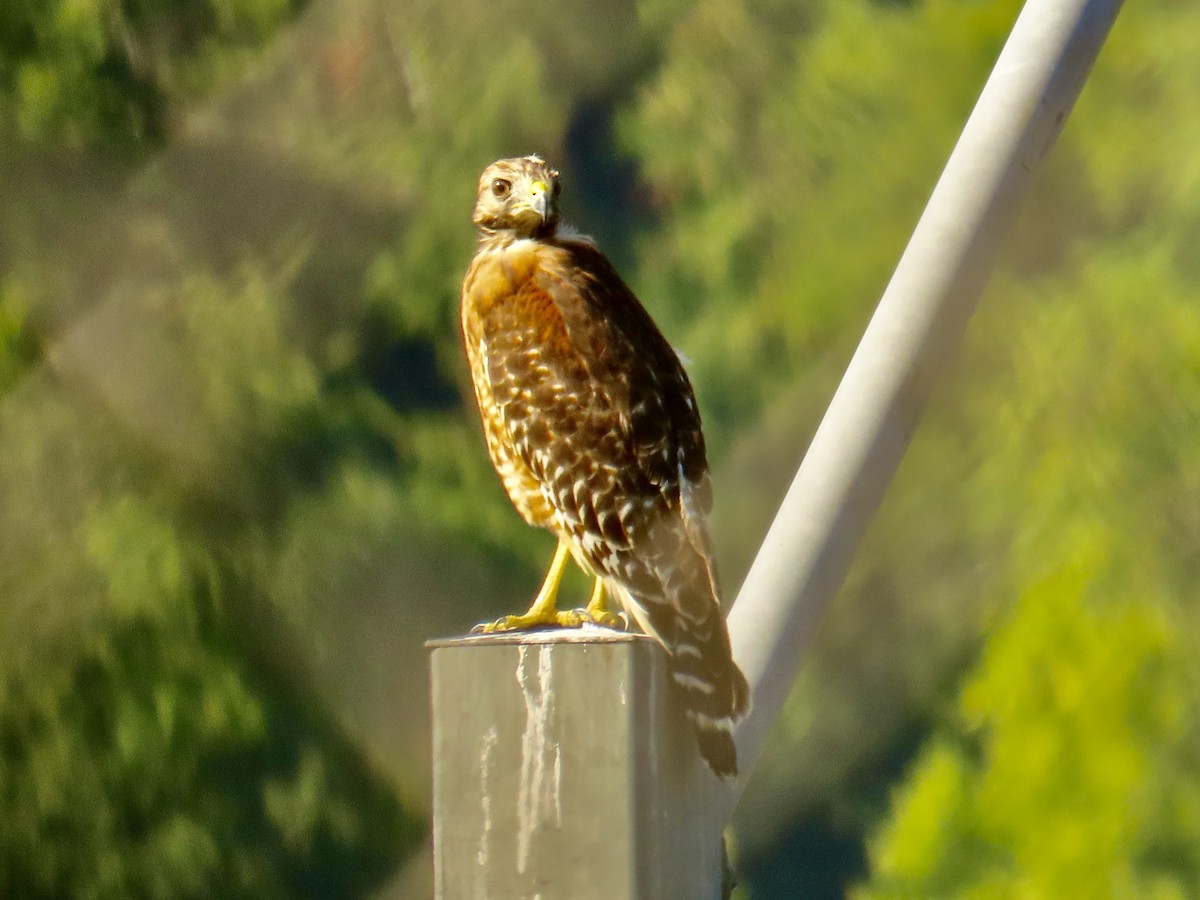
[460,154,749,778]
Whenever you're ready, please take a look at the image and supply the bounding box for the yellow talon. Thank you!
[476,609,588,632]
[474,541,580,633]
[584,579,625,629]
[472,544,628,633]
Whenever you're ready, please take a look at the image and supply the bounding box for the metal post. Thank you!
[726,0,1124,803]
[429,629,725,899]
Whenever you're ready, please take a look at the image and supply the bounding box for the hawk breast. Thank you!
[460,235,711,578]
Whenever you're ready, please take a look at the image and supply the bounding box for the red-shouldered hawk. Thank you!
[460,155,749,778]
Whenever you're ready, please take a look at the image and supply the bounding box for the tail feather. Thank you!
[690,711,739,780]
[615,575,750,778]
[669,625,749,779]
[604,474,749,778]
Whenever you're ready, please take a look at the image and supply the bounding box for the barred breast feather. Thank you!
[461,230,749,777]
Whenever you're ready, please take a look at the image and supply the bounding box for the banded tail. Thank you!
[668,612,750,778]
[614,550,750,778]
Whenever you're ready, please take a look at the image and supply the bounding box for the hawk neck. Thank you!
[475,222,596,254]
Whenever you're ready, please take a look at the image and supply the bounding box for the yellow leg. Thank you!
[584,579,625,629]
[475,541,584,632]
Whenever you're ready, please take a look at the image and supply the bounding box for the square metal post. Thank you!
[429,629,724,899]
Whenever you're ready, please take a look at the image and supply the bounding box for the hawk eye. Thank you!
[491,178,512,198]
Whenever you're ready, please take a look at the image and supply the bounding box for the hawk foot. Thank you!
[581,606,627,630]
[472,608,590,634]
[470,606,627,634]
[583,579,626,630]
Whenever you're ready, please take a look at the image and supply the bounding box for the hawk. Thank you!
[460,155,749,778]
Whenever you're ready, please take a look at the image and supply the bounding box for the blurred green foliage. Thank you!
[0,613,417,898]
[0,0,302,150]
[851,3,1200,890]
[0,0,1195,895]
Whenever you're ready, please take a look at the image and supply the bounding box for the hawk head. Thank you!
[472,155,561,241]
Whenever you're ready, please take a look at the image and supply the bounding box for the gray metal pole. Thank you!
[726,0,1123,799]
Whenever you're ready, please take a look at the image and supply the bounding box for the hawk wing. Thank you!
[473,238,715,586]
[538,240,711,502]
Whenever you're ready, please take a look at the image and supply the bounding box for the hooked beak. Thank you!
[528,180,550,220]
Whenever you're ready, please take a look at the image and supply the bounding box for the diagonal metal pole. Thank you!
[725,0,1123,805]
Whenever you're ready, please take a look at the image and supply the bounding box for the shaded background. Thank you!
[1,0,1197,896]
